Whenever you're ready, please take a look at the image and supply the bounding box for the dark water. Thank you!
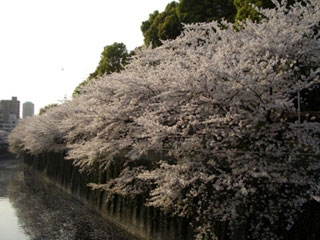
[0,155,136,240]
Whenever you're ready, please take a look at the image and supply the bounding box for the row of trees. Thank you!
[73,0,287,95]
[141,0,281,48]
[9,1,320,239]
[141,0,235,48]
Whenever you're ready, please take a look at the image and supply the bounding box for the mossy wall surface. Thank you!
[23,152,194,240]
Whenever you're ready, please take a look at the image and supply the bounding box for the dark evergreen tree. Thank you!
[234,0,275,22]
[141,0,236,48]
[178,0,236,23]
[73,42,133,97]
[90,42,130,78]
[141,2,181,48]
[234,0,303,23]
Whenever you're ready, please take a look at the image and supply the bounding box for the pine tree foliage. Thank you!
[8,1,320,239]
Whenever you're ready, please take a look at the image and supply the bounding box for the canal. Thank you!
[0,153,137,240]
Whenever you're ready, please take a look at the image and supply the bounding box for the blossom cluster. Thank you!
[9,1,320,239]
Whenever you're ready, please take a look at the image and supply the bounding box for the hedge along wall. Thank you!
[23,152,194,240]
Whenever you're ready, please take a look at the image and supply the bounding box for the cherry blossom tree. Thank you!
[8,0,320,239]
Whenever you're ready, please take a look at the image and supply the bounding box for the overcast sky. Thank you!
[0,0,172,116]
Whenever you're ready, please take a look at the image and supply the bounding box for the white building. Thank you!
[23,102,34,118]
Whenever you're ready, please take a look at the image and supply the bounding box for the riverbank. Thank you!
[23,152,193,240]
[0,153,138,240]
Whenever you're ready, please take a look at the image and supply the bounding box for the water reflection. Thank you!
[0,156,136,240]
[0,158,29,240]
[0,198,30,240]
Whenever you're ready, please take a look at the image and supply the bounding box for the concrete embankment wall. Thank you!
[23,152,194,240]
